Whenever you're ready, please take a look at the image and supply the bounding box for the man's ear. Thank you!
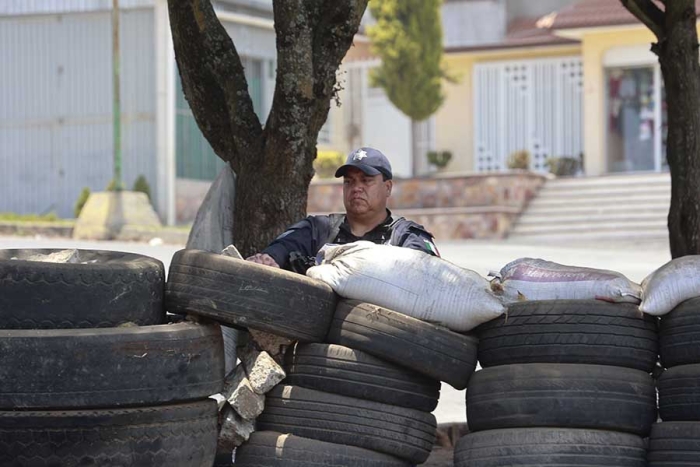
[386,180,393,196]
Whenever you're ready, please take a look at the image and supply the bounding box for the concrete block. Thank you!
[23,249,80,263]
[248,328,294,361]
[221,244,242,258]
[224,364,265,420]
[241,348,286,395]
[73,191,162,241]
[217,404,255,450]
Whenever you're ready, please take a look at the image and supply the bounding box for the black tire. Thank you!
[476,300,658,372]
[467,363,656,436]
[648,422,700,466]
[235,431,412,466]
[256,385,437,464]
[0,322,224,409]
[661,297,700,367]
[284,343,440,412]
[454,427,646,467]
[166,249,337,341]
[0,400,218,467]
[326,300,478,389]
[213,450,233,467]
[0,249,164,328]
[658,364,700,421]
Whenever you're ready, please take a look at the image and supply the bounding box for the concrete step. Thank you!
[526,195,670,209]
[508,229,668,243]
[517,211,667,226]
[545,173,670,189]
[536,184,669,200]
[523,203,669,217]
[509,174,671,244]
[512,219,667,236]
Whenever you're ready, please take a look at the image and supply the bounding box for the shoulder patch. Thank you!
[422,238,440,257]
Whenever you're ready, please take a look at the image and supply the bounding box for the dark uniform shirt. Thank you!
[262,209,439,273]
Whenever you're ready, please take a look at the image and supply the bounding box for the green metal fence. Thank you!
[176,57,264,180]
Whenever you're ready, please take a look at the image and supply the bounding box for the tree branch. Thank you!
[168,0,263,173]
[620,0,666,39]
[261,0,316,179]
[262,0,367,180]
[308,1,369,136]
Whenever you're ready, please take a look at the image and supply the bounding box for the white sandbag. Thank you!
[491,257,642,304]
[306,241,505,332]
[640,255,700,316]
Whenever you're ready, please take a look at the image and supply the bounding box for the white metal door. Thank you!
[474,56,583,172]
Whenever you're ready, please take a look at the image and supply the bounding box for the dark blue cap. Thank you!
[334,147,393,180]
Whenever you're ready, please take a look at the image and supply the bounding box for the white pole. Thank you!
[155,0,177,225]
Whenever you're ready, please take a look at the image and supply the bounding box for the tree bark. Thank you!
[658,2,700,257]
[168,0,367,256]
[622,0,700,257]
[411,119,420,176]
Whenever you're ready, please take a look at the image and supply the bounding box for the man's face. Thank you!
[342,167,392,217]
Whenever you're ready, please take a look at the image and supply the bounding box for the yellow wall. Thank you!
[578,27,657,175]
[437,45,581,173]
[436,54,474,173]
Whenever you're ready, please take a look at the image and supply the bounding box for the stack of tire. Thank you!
[0,249,224,467]
[165,250,480,466]
[649,297,700,465]
[455,300,657,467]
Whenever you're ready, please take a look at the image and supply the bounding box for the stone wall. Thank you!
[176,171,547,239]
[308,171,547,240]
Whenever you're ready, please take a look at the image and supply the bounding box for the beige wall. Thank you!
[436,45,581,173]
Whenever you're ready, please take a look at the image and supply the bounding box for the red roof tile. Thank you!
[446,16,577,53]
[552,0,700,30]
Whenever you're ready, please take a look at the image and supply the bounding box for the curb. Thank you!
[0,222,189,246]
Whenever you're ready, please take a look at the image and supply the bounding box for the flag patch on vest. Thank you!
[424,239,440,257]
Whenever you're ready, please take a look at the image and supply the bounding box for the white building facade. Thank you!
[0,0,276,224]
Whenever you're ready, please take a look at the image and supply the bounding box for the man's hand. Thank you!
[246,253,280,268]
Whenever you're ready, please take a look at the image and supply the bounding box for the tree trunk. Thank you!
[656,2,700,257]
[168,0,367,257]
[622,0,700,257]
[411,119,420,176]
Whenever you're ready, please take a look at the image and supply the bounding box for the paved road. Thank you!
[0,235,672,425]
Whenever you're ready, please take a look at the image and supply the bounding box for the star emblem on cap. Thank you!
[353,149,368,161]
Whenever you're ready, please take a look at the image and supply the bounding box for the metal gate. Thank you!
[474,56,583,172]
[0,8,156,218]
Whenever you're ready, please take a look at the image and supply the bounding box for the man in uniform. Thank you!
[247,147,439,273]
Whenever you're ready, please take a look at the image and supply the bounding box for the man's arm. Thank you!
[248,219,316,269]
[246,252,280,268]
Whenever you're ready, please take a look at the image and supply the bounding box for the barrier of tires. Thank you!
[455,300,656,466]
[0,249,222,467]
[650,298,700,466]
[232,298,478,465]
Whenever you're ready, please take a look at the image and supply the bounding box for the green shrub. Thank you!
[507,150,530,170]
[314,150,346,179]
[132,175,151,200]
[427,150,452,169]
[546,156,580,176]
[74,187,91,218]
[0,212,60,222]
[106,179,117,191]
